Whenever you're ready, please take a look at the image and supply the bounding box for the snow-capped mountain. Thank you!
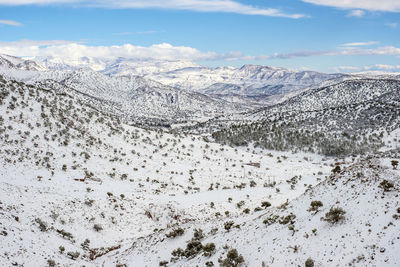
[32,55,346,105]
[0,54,46,71]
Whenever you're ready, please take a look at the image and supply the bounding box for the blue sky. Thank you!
[0,0,399,73]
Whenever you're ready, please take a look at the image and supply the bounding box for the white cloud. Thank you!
[271,46,400,59]
[0,40,238,61]
[341,41,378,47]
[347,10,365,17]
[0,0,306,18]
[385,22,398,28]
[0,19,23,26]
[1,40,400,64]
[335,64,400,73]
[302,0,400,12]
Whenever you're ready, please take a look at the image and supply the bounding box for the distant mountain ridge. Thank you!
[30,55,346,105]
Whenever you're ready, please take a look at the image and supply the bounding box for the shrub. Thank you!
[35,218,48,232]
[391,160,399,170]
[47,259,56,267]
[224,221,234,231]
[203,243,216,256]
[308,201,323,213]
[279,213,296,225]
[67,251,80,260]
[263,215,279,226]
[81,238,90,250]
[322,207,346,224]
[184,240,203,258]
[192,228,204,241]
[305,258,314,267]
[379,180,394,192]
[57,229,74,240]
[59,246,65,254]
[221,249,244,267]
[332,166,341,174]
[159,260,168,266]
[171,248,184,258]
[236,201,245,209]
[93,224,103,232]
[166,228,184,238]
[261,201,271,209]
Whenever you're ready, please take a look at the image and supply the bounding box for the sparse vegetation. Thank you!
[322,207,346,224]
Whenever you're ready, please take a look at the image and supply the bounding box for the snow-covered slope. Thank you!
[0,54,46,71]
[1,75,399,266]
[249,78,400,118]
[0,66,250,126]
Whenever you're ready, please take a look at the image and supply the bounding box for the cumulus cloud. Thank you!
[0,19,23,26]
[1,40,399,64]
[302,0,400,12]
[0,0,305,18]
[0,40,239,61]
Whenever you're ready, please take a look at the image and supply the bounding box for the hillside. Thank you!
[1,75,399,266]
[210,79,400,156]
[0,62,250,126]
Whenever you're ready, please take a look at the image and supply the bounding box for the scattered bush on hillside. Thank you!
[220,249,244,267]
[322,207,346,224]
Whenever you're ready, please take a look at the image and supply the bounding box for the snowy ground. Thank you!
[1,76,399,266]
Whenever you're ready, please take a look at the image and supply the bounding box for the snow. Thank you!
[0,57,399,267]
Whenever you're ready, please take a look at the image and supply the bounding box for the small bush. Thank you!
[159,260,168,266]
[305,258,314,267]
[192,228,204,241]
[93,224,103,232]
[332,166,341,173]
[279,213,296,225]
[261,201,271,209]
[47,259,56,267]
[221,249,244,267]
[184,240,203,258]
[224,221,234,231]
[391,160,399,170]
[35,218,48,232]
[203,243,216,256]
[308,201,323,213]
[56,229,74,240]
[67,251,80,260]
[379,180,394,192]
[166,228,184,238]
[322,207,346,224]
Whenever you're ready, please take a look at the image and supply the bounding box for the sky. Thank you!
[0,0,399,73]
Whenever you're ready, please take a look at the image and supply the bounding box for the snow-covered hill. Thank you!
[0,54,46,71]
[1,75,399,266]
[31,55,346,105]
[0,60,250,126]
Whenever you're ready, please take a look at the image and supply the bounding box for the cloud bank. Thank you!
[0,0,305,18]
[302,0,400,12]
[0,40,399,64]
[335,64,400,73]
